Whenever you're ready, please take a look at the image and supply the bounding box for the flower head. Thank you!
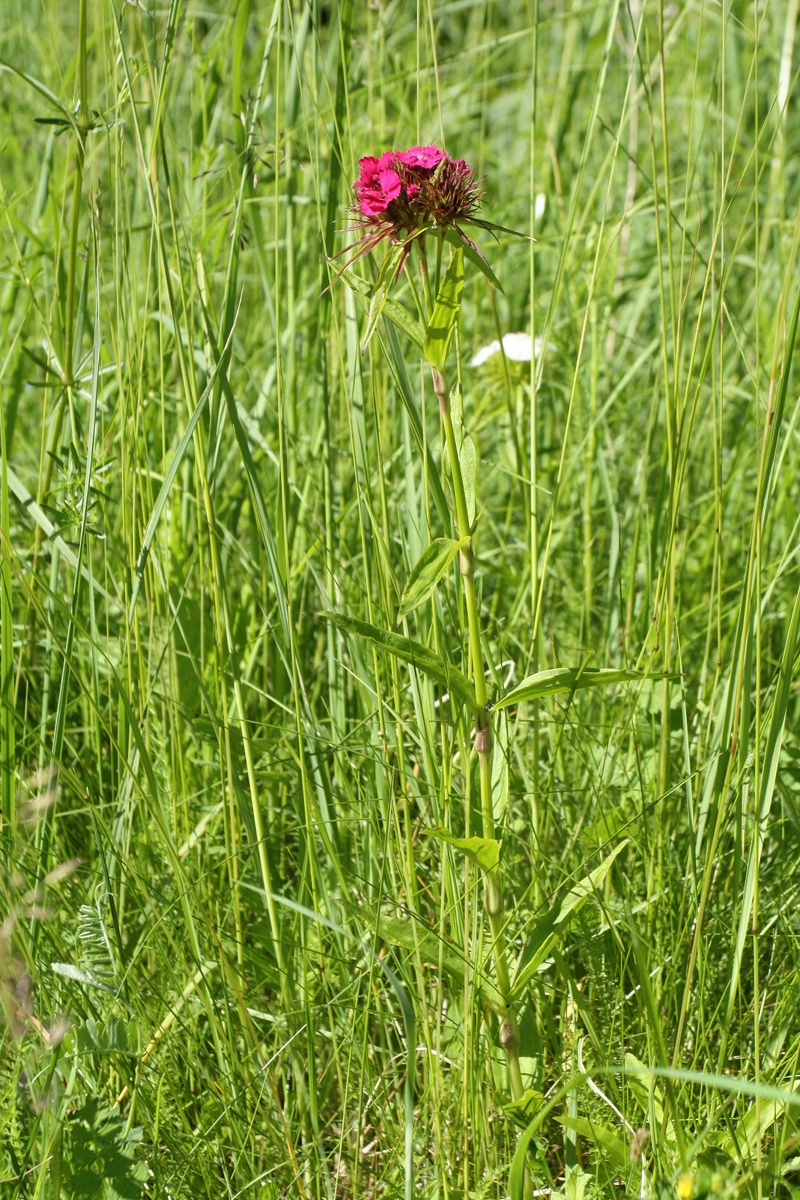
[469,332,554,367]
[339,143,487,279]
[676,1175,694,1200]
[414,156,482,227]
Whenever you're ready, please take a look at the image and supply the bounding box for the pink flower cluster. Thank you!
[338,143,487,282]
[354,145,446,216]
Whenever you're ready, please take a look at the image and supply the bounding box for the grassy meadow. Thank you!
[2,1,800,1197]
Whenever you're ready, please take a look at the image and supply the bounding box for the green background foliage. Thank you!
[1,1,800,1197]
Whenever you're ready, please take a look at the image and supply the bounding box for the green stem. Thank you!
[431,364,523,1102]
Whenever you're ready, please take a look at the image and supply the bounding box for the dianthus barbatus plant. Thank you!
[347,144,485,273]
[337,143,511,290]
[324,144,635,1200]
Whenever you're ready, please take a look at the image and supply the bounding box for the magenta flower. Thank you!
[337,143,488,281]
[353,153,403,216]
[395,144,445,170]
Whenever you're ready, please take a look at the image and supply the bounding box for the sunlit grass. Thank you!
[2,2,800,1198]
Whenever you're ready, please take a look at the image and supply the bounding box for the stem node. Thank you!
[500,1018,520,1052]
[485,876,503,917]
[475,724,493,756]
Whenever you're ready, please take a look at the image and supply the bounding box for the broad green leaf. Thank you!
[397,536,468,622]
[556,1116,629,1173]
[344,268,424,352]
[491,665,640,712]
[510,841,629,999]
[565,1167,590,1200]
[424,828,500,873]
[508,1082,599,1200]
[382,296,425,353]
[451,380,464,439]
[423,247,464,370]
[361,244,405,354]
[444,227,503,291]
[373,912,503,1014]
[319,610,479,712]
[718,1097,783,1158]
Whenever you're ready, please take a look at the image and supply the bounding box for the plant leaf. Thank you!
[510,841,629,999]
[361,244,405,354]
[441,381,463,479]
[344,268,424,352]
[423,828,500,873]
[459,433,476,525]
[424,246,464,370]
[491,709,509,823]
[491,665,641,712]
[397,536,467,622]
[318,610,479,712]
[622,1053,674,1146]
[51,961,116,994]
[503,1088,544,1130]
[372,912,504,1013]
[444,227,503,291]
[510,1103,554,1200]
[2,459,113,603]
[556,1116,630,1173]
[473,217,535,241]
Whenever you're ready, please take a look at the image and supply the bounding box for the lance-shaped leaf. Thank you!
[371,912,504,1014]
[503,1089,545,1131]
[459,433,477,525]
[510,840,629,999]
[472,216,535,242]
[424,246,464,370]
[424,828,500,873]
[344,268,424,352]
[397,536,468,622]
[361,243,406,354]
[556,1117,629,1174]
[319,610,479,712]
[491,709,509,823]
[444,227,503,291]
[491,665,640,712]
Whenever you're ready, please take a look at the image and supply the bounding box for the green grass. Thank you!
[2,1,800,1197]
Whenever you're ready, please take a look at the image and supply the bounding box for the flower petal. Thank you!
[469,339,501,367]
[396,144,445,169]
[469,332,554,366]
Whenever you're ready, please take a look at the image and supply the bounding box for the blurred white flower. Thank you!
[469,331,553,367]
[534,192,546,221]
